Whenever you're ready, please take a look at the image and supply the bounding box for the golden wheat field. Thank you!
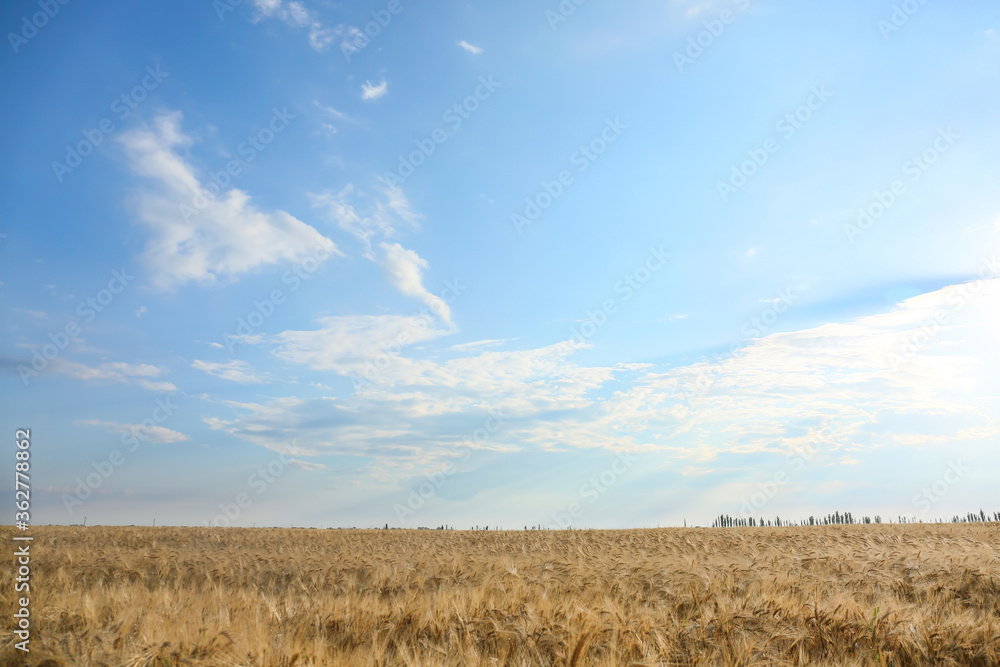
[2,524,999,666]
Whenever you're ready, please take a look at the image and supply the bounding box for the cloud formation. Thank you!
[272,314,454,376]
[79,419,189,444]
[118,111,338,289]
[458,40,483,54]
[206,277,1000,482]
[361,78,388,101]
[50,360,177,392]
[252,0,338,51]
[192,360,266,384]
[380,242,453,325]
[309,181,420,258]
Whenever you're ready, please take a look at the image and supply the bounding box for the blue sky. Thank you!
[2,0,999,529]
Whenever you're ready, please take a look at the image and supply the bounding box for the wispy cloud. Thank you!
[314,100,361,136]
[251,0,338,52]
[314,101,352,122]
[361,78,388,101]
[206,277,1000,481]
[458,40,483,55]
[207,339,618,469]
[379,242,453,325]
[79,419,188,444]
[13,308,47,319]
[309,181,420,258]
[192,360,266,384]
[50,360,177,392]
[272,314,454,376]
[449,339,511,352]
[118,111,339,289]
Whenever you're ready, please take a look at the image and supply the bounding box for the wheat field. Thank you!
[2,524,999,666]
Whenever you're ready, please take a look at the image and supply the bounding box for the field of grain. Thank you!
[2,524,999,666]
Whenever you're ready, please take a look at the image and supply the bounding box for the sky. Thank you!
[1,0,999,529]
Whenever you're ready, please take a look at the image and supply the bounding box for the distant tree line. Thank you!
[381,524,555,530]
[711,509,999,528]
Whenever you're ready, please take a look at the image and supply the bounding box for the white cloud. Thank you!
[50,360,177,392]
[79,420,188,444]
[449,339,511,352]
[338,26,365,57]
[289,459,326,470]
[314,101,360,136]
[135,306,148,319]
[100,362,163,377]
[272,314,454,375]
[609,277,1000,459]
[674,0,725,19]
[361,78,388,101]
[253,0,282,15]
[381,180,421,225]
[314,101,350,121]
[251,0,339,52]
[284,1,310,26]
[308,23,336,51]
[204,272,1000,485]
[118,111,340,289]
[458,40,483,54]
[379,242,452,325]
[203,341,619,472]
[192,360,266,384]
[309,181,419,258]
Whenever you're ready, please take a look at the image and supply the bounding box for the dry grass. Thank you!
[2,524,999,666]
